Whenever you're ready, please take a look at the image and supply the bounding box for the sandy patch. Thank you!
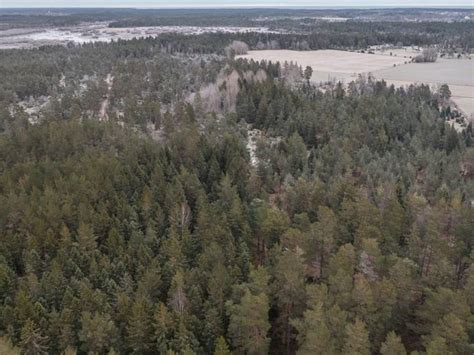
[99,73,114,121]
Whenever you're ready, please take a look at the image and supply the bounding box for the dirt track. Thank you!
[100,74,113,120]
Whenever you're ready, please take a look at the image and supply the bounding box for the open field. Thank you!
[373,59,474,119]
[371,47,421,58]
[238,50,474,119]
[0,23,277,49]
[239,49,408,75]
[238,49,412,85]
[373,59,473,86]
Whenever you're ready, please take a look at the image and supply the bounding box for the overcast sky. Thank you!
[1,0,473,8]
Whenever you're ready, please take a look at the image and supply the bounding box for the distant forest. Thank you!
[1,9,473,51]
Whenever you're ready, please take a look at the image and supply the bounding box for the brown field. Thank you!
[238,49,407,75]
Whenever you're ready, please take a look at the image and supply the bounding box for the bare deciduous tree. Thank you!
[225,40,249,57]
[414,47,438,63]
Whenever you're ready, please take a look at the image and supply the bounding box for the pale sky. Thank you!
[1,0,473,8]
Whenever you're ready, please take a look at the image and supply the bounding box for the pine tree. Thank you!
[203,306,225,354]
[153,302,173,353]
[303,66,313,85]
[464,266,474,311]
[380,331,406,355]
[342,318,371,355]
[327,244,356,309]
[292,302,335,355]
[170,318,198,354]
[307,206,337,280]
[429,313,470,354]
[228,289,270,355]
[20,319,48,355]
[79,311,117,354]
[425,336,451,355]
[127,298,153,353]
[273,249,307,353]
[381,193,407,254]
[76,223,97,253]
[213,336,232,355]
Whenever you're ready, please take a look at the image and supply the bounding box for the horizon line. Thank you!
[1,5,473,9]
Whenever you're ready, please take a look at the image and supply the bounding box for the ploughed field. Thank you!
[238,49,474,120]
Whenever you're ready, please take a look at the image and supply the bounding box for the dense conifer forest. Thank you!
[0,9,473,355]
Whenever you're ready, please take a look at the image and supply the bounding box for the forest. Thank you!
[0,9,473,355]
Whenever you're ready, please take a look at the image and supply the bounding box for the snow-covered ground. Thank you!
[246,125,263,167]
[0,23,280,49]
